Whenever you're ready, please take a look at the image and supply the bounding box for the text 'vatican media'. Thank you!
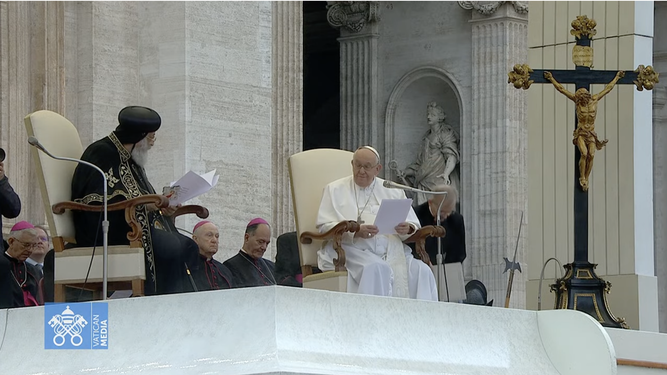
[44,302,109,350]
[91,314,108,348]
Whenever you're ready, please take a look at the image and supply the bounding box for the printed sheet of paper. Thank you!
[373,198,413,235]
[165,169,219,206]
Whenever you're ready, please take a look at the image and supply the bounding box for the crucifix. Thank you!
[508,15,659,328]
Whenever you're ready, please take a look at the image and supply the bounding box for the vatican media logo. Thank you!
[44,302,108,350]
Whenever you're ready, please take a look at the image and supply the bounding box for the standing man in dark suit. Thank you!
[0,150,21,251]
[410,185,466,265]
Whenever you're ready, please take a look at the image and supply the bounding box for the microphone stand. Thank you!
[29,137,109,300]
[435,196,448,302]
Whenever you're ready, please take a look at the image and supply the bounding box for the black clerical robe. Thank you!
[187,255,234,291]
[274,232,302,287]
[0,252,41,309]
[223,251,277,288]
[0,176,21,251]
[71,132,198,295]
[411,202,467,265]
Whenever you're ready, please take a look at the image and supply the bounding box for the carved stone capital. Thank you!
[458,1,528,16]
[326,1,379,33]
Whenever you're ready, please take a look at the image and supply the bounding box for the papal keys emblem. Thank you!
[48,305,88,347]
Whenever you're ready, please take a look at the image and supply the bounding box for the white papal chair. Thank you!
[24,110,208,302]
[287,148,443,293]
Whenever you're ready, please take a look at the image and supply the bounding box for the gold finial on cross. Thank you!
[634,65,660,91]
[508,64,534,90]
[570,15,597,40]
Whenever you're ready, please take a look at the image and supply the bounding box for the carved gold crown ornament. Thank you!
[507,64,534,89]
[570,15,597,40]
[634,65,660,91]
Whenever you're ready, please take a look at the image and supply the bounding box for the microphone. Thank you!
[27,136,46,152]
[28,136,111,300]
[185,262,198,292]
[382,180,422,192]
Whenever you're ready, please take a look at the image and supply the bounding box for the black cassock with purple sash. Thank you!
[0,252,41,308]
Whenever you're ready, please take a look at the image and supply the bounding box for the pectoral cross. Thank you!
[356,216,364,224]
[507,15,658,329]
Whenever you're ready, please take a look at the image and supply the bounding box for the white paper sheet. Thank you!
[164,169,219,206]
[373,198,413,235]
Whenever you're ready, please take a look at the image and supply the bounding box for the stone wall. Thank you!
[0,2,302,263]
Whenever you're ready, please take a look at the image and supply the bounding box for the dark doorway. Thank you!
[303,2,340,150]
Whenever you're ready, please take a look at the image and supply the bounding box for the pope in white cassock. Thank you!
[316,146,438,300]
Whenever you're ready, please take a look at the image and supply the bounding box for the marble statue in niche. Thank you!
[392,102,460,206]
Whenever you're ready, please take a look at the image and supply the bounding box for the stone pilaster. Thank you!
[0,2,66,231]
[653,84,667,333]
[271,1,303,238]
[463,2,529,308]
[653,0,667,334]
[653,55,667,333]
[327,1,379,151]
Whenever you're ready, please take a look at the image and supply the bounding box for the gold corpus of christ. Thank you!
[507,15,660,192]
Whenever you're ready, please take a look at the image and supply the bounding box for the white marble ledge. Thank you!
[606,327,667,370]
[0,286,616,375]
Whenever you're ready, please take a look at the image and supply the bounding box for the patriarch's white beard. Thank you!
[131,138,150,167]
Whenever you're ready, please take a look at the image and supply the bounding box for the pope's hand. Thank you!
[355,224,379,239]
[395,222,414,235]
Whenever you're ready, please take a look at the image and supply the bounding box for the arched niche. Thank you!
[383,66,465,197]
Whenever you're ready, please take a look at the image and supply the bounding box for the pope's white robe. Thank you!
[316,176,437,301]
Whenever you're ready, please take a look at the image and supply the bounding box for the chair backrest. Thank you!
[24,110,84,244]
[288,148,354,268]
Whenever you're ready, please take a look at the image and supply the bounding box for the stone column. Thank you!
[271,1,303,238]
[652,84,667,333]
[327,1,379,151]
[652,0,667,335]
[0,2,66,231]
[460,1,529,308]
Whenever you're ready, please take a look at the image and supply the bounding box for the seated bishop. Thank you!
[223,218,277,288]
[187,221,234,291]
[0,221,43,308]
[409,184,466,265]
[316,146,438,300]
